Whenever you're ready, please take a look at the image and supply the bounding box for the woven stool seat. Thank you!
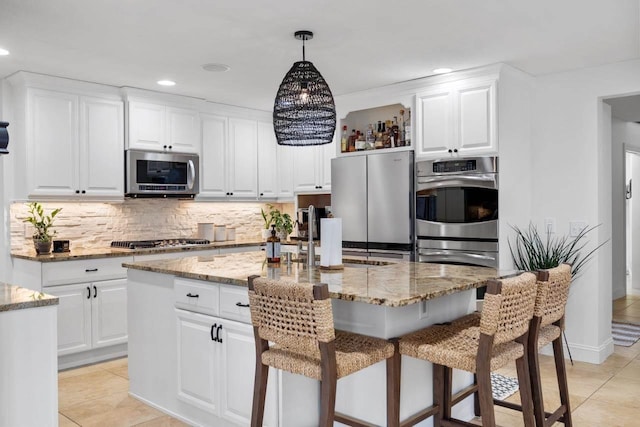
[263,329,394,380]
[393,272,539,427]
[537,324,561,348]
[399,323,524,374]
[247,276,398,427]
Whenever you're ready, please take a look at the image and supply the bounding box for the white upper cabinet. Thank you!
[200,114,228,198]
[227,118,258,198]
[127,100,200,154]
[25,87,123,199]
[80,96,124,197]
[199,114,258,200]
[292,139,334,193]
[257,121,277,199]
[28,89,79,198]
[276,144,294,199]
[415,76,497,159]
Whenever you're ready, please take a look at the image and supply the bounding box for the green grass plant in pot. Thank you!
[24,202,62,254]
[508,222,606,278]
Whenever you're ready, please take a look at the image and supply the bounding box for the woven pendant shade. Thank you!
[273,32,336,146]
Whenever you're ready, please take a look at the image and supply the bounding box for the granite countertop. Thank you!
[0,283,59,312]
[10,240,265,262]
[123,251,505,307]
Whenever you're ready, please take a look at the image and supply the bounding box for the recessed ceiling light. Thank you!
[202,63,231,72]
[432,68,452,74]
[0,48,10,56]
[157,80,176,86]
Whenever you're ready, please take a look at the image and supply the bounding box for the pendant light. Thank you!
[273,30,336,146]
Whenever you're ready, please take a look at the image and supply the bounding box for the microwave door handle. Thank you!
[187,160,196,190]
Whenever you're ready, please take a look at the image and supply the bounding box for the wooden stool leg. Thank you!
[515,352,535,427]
[528,343,546,427]
[432,363,445,427]
[319,341,337,427]
[251,361,269,427]
[473,373,481,416]
[476,364,496,427]
[387,339,401,427]
[553,336,573,426]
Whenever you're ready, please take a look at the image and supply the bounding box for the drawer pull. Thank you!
[85,268,98,272]
[216,324,223,343]
[235,302,250,308]
[186,293,199,298]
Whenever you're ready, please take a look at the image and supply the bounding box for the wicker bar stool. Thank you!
[394,272,538,427]
[494,264,573,427]
[247,275,398,427]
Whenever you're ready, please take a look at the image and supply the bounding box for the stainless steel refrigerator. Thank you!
[331,151,415,260]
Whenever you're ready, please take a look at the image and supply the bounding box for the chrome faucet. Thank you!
[307,205,315,266]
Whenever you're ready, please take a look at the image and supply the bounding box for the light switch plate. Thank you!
[569,221,588,237]
[544,218,556,234]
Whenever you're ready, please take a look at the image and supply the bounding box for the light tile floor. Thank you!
[59,295,640,426]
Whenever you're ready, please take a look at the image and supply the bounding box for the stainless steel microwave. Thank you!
[125,150,199,198]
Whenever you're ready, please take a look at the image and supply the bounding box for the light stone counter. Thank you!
[123,251,502,307]
[0,282,58,312]
[11,240,264,262]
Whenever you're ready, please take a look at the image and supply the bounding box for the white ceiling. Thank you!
[0,0,639,111]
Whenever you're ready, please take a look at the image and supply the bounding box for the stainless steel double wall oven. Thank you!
[416,156,498,268]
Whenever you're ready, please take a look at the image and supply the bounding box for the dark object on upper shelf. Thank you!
[0,121,9,155]
[111,238,210,250]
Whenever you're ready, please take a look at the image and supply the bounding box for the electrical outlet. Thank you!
[24,223,32,238]
[544,218,556,234]
[569,221,588,237]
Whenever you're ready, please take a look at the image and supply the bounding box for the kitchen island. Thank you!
[124,251,504,427]
[0,283,59,427]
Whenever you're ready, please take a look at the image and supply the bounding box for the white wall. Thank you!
[532,58,640,363]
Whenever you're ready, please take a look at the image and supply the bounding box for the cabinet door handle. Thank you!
[86,286,91,299]
[453,148,458,153]
[216,324,223,343]
[168,145,172,150]
[186,293,199,298]
[81,190,86,194]
[235,302,250,308]
[85,268,98,272]
[448,149,453,153]
[163,145,168,149]
[211,323,217,341]
[75,190,80,194]
[93,285,97,298]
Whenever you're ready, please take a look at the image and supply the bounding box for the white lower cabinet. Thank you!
[46,279,127,356]
[176,308,277,427]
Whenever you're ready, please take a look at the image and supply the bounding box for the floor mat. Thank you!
[612,322,640,347]
[491,373,519,401]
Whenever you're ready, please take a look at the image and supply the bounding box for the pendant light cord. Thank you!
[302,36,306,61]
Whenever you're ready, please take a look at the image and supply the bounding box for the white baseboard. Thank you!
[58,344,127,370]
[539,336,614,365]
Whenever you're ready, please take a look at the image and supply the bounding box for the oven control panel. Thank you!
[417,156,498,176]
[432,160,476,173]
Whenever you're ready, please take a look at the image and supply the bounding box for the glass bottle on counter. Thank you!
[340,125,348,152]
[266,225,281,264]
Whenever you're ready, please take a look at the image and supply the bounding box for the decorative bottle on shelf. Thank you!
[365,123,375,149]
[404,110,411,146]
[266,225,281,264]
[340,125,348,153]
[348,129,357,152]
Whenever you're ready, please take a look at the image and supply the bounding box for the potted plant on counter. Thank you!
[23,202,62,254]
[261,204,293,241]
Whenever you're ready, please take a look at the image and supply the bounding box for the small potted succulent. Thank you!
[23,202,62,254]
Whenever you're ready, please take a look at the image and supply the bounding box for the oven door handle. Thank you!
[419,250,496,262]
[417,174,497,189]
[187,159,196,190]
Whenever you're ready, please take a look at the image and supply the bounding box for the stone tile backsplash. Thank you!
[11,200,294,251]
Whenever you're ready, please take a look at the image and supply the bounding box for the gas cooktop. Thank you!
[110,238,211,250]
